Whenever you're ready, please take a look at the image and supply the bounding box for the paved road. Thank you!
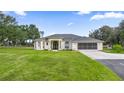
[97,59,124,80]
[79,50,124,80]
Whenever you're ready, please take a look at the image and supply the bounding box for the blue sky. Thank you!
[5,11,124,36]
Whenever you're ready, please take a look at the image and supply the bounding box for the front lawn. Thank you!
[0,47,121,80]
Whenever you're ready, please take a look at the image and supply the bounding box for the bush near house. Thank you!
[113,44,123,53]
[103,44,124,53]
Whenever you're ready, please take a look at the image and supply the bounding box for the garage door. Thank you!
[78,43,97,49]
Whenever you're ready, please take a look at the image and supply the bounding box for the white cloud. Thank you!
[76,11,91,15]
[14,11,26,16]
[91,12,124,20]
[67,22,74,26]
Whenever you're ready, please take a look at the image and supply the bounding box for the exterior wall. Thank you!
[34,39,103,51]
[97,43,103,50]
[34,42,36,49]
[34,41,38,50]
[34,41,44,50]
[63,40,72,50]
[69,41,72,49]
[44,41,49,50]
[61,40,65,50]
[72,43,78,50]
[34,41,41,50]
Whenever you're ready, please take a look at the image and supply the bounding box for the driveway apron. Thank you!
[79,50,124,80]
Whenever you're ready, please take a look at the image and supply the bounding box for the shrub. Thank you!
[112,44,123,53]
[44,49,48,51]
[61,49,72,51]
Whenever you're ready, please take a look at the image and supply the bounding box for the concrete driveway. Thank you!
[79,50,124,80]
[79,50,124,59]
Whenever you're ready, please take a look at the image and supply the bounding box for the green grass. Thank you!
[103,48,124,54]
[0,47,121,80]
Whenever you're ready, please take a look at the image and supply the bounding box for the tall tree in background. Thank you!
[89,29,101,40]
[28,24,40,41]
[119,20,124,46]
[89,20,124,47]
[0,12,40,46]
[112,27,120,44]
[0,13,17,45]
[89,25,113,44]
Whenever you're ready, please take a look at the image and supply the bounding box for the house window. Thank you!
[65,41,69,49]
[46,42,48,45]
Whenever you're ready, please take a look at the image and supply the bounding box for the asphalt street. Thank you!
[97,59,124,80]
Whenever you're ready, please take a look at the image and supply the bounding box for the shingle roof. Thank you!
[72,37,104,43]
[34,34,104,43]
[45,34,82,40]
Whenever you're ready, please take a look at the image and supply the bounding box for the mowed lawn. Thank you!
[0,47,121,80]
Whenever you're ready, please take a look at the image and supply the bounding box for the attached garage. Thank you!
[72,37,104,50]
[78,43,97,49]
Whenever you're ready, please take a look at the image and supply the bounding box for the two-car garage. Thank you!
[78,43,97,49]
[72,37,103,50]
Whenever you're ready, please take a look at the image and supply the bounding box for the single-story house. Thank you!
[34,34,104,50]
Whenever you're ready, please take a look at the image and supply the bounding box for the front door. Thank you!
[53,41,58,50]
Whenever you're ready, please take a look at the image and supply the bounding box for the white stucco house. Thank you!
[34,34,104,50]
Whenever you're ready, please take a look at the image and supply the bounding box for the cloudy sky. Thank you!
[4,11,124,36]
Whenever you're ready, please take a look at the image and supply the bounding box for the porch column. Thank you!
[51,40,53,50]
[48,40,51,50]
[58,40,60,50]
[59,40,61,50]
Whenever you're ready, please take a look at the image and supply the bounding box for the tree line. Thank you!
[89,20,124,47]
[0,12,40,46]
